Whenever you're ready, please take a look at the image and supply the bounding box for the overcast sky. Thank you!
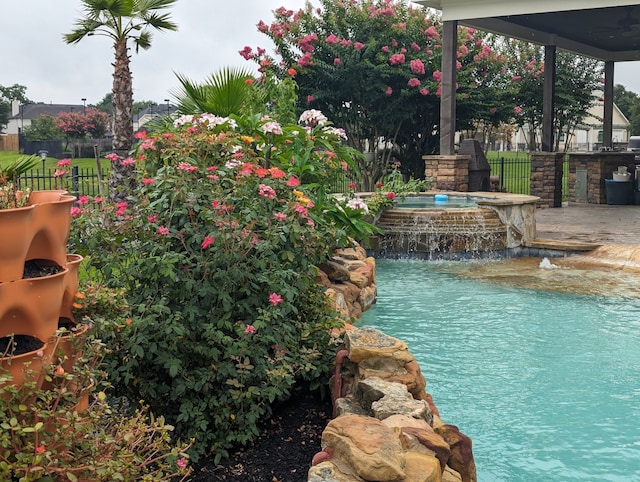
[3,0,640,107]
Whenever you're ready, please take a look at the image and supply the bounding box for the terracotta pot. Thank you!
[60,254,84,321]
[0,265,69,341]
[0,335,51,392]
[44,378,95,434]
[0,204,36,283]
[27,191,76,270]
[52,319,91,375]
[0,191,75,284]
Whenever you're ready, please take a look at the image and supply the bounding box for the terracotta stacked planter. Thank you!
[0,191,89,391]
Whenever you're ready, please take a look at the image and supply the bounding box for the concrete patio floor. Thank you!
[534,203,640,246]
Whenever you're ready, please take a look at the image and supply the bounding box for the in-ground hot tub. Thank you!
[369,191,539,259]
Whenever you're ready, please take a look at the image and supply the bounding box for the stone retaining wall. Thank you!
[313,248,476,481]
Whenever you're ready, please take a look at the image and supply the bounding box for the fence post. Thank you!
[71,166,79,198]
[499,157,505,190]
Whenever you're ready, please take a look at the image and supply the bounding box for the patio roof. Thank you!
[414,1,640,154]
[416,1,640,61]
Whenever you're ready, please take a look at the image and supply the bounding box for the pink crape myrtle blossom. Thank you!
[70,206,83,217]
[157,226,169,236]
[326,33,340,44]
[410,59,425,75]
[273,212,287,221]
[53,169,66,178]
[298,52,314,68]
[386,86,393,96]
[389,53,405,65]
[57,158,71,168]
[77,195,90,205]
[514,106,523,114]
[239,46,254,60]
[141,178,155,185]
[104,153,120,162]
[408,78,421,87]
[244,325,256,334]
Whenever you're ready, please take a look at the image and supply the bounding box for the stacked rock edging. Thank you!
[317,245,377,321]
[314,247,476,482]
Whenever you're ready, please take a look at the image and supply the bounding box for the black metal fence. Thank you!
[488,154,570,199]
[16,156,570,199]
[18,166,106,198]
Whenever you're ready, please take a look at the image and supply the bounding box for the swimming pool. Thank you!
[359,258,640,481]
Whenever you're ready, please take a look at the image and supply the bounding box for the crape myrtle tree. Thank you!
[55,108,110,158]
[64,0,178,202]
[505,40,602,152]
[244,0,512,188]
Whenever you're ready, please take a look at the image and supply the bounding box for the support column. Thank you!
[439,20,458,156]
[424,155,469,192]
[603,61,614,149]
[542,45,556,152]
[530,152,564,208]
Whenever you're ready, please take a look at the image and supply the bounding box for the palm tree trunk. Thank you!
[109,38,136,202]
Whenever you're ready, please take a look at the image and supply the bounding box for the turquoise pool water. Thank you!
[396,195,479,209]
[359,259,640,482]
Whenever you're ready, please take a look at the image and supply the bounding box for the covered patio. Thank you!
[416,0,640,207]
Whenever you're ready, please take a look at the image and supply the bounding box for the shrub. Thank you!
[68,111,366,461]
[0,335,191,481]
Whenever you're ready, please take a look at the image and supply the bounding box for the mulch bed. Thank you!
[188,384,333,482]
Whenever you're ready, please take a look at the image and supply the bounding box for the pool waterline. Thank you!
[359,258,640,481]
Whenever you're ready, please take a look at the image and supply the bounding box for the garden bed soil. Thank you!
[22,259,63,279]
[188,384,332,482]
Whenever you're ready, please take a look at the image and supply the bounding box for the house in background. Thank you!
[502,93,630,153]
[571,95,630,151]
[133,103,176,131]
[4,100,86,135]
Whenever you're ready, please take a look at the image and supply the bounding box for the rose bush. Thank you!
[69,110,369,461]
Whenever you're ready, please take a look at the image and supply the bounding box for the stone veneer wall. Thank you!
[567,152,636,204]
[313,247,476,482]
[530,152,564,208]
[424,155,469,192]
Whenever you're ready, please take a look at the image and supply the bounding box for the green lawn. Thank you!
[0,151,104,171]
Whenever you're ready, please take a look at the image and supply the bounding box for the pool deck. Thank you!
[533,203,640,248]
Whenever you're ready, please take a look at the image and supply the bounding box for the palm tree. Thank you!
[64,0,178,201]
[171,67,256,117]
